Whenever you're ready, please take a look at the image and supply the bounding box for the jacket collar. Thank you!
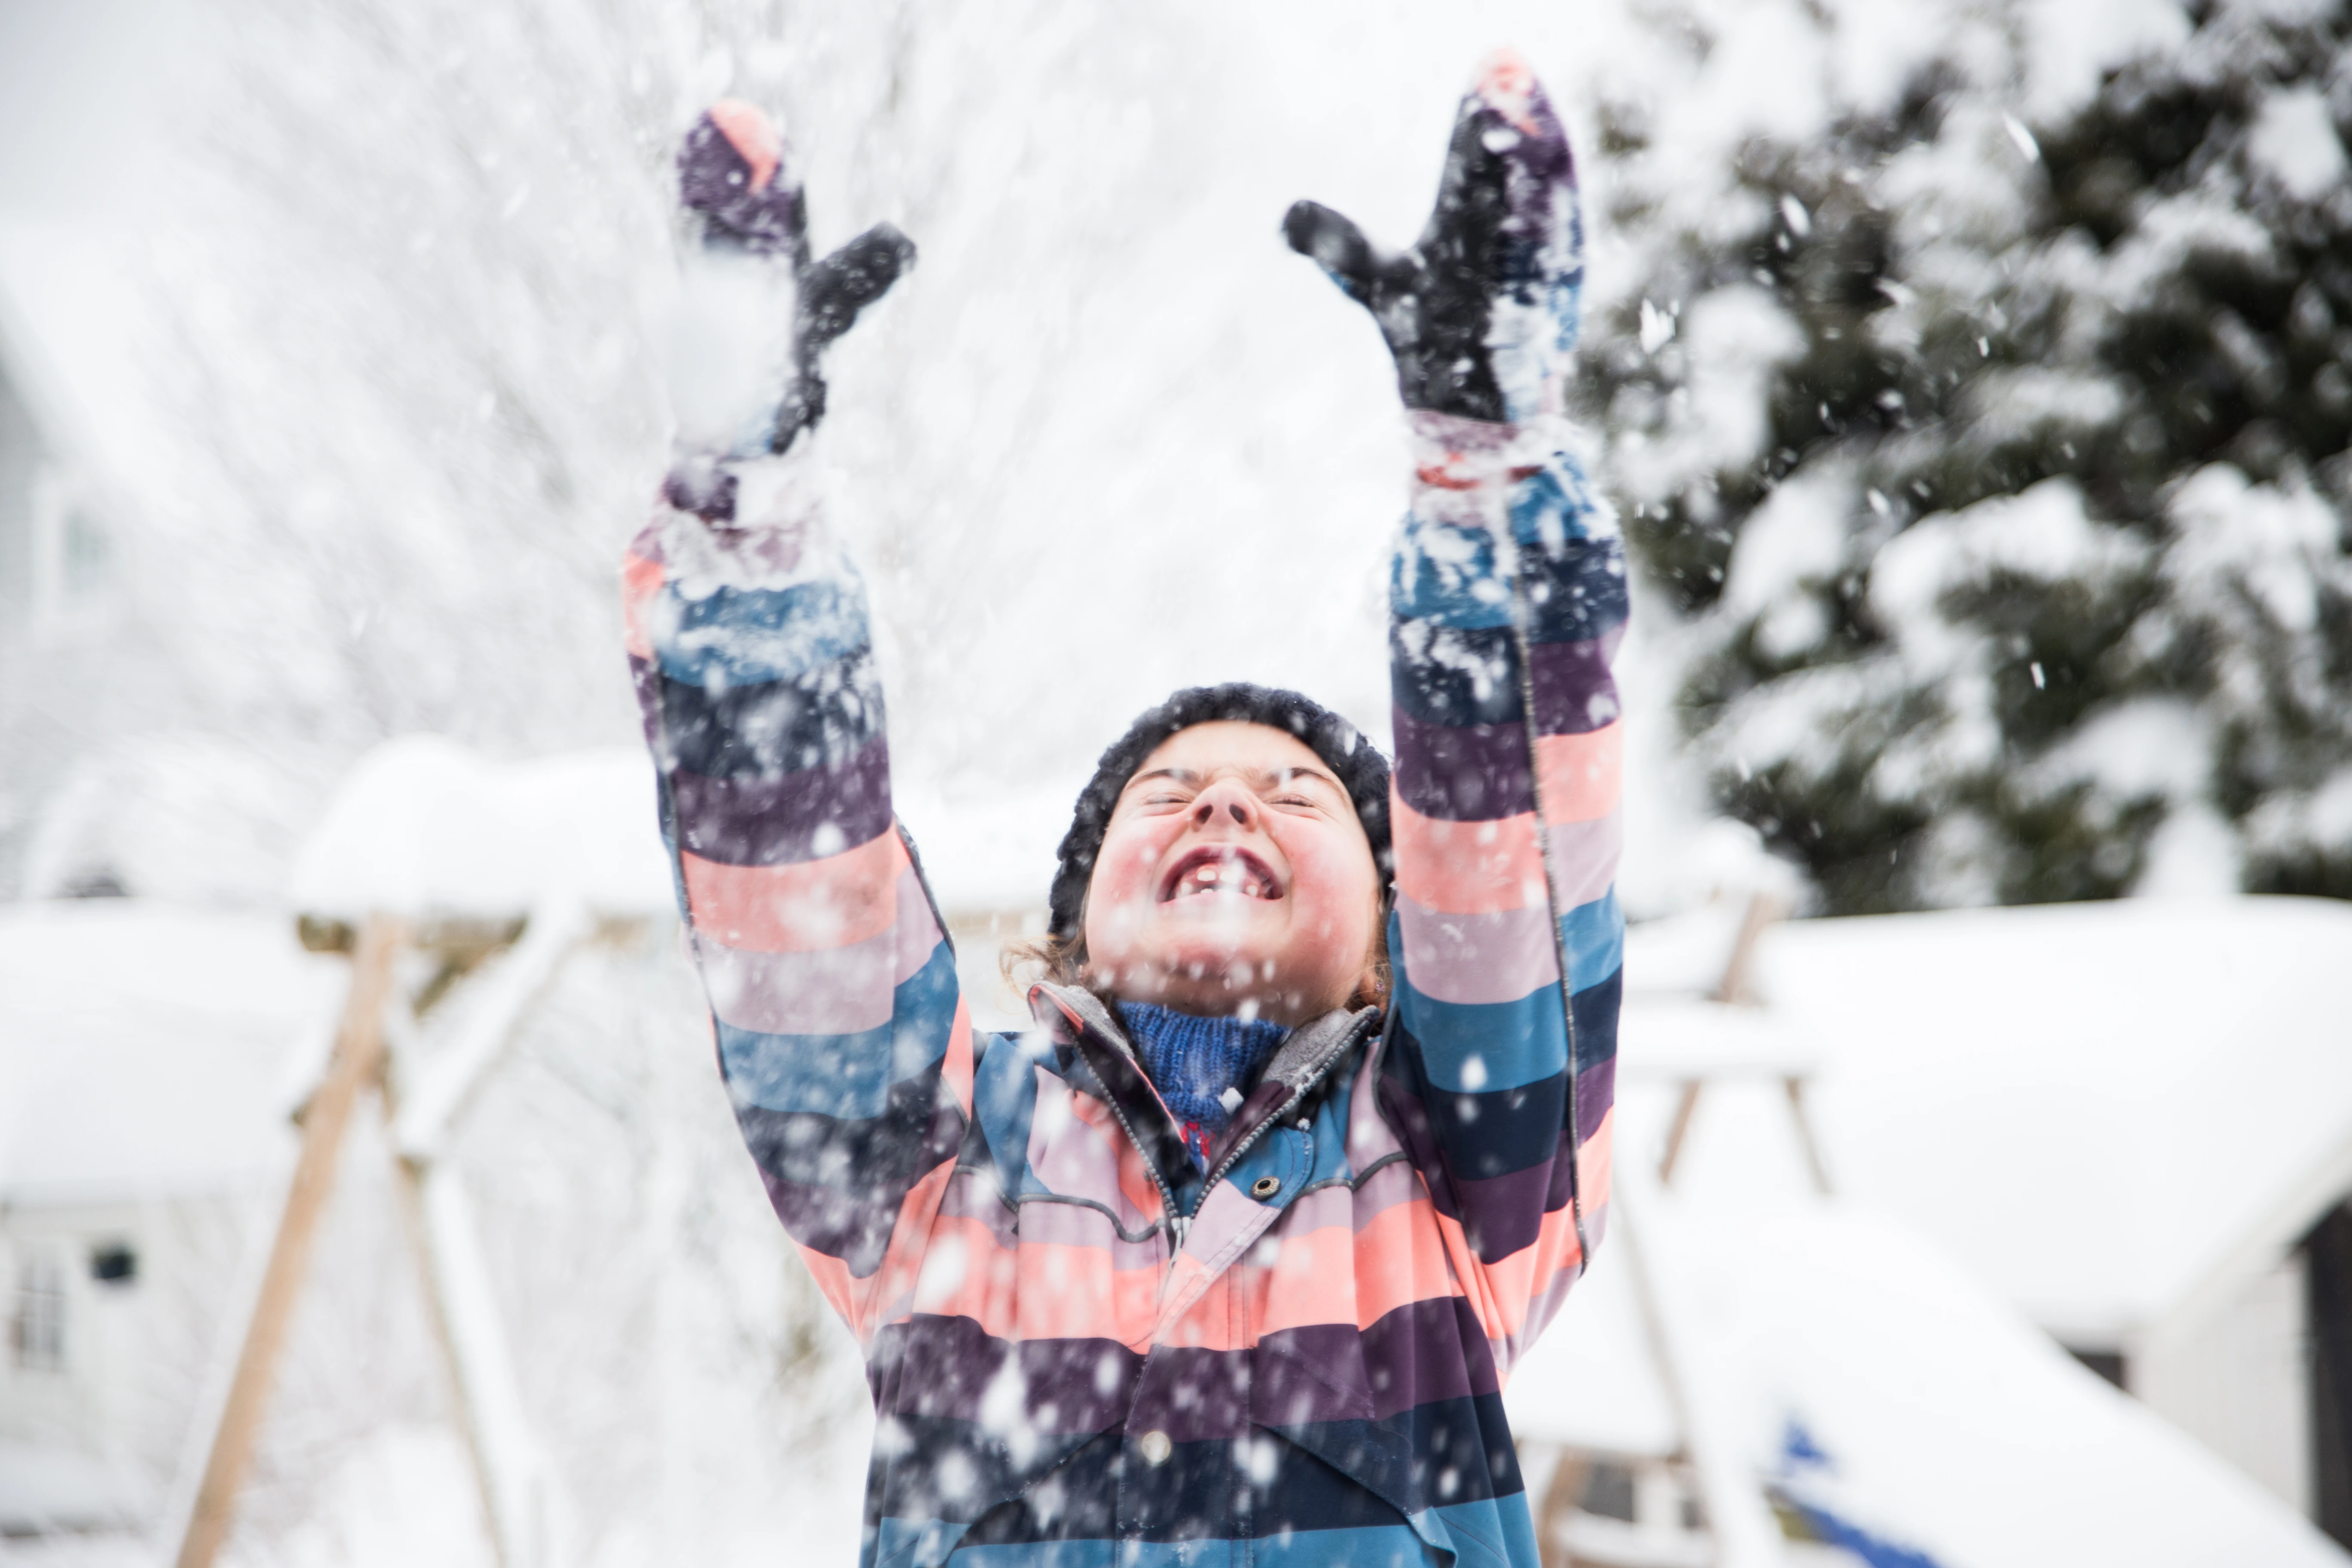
[1029,983,1195,1217]
[1028,983,1378,1203]
[1202,1004,1376,1175]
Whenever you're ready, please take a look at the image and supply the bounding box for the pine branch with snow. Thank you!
[1588,0,2352,911]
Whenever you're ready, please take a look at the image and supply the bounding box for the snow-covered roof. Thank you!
[289,737,677,922]
[1798,897,2351,1342]
[1627,895,2352,1343]
[1507,1174,2349,1568]
[291,734,1076,924]
[0,901,343,1203]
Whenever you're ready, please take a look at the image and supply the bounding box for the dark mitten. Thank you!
[667,99,914,519]
[1284,51,1581,426]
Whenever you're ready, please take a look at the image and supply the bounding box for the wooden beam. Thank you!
[1657,1081,1703,1188]
[393,898,589,1164]
[174,916,406,1568]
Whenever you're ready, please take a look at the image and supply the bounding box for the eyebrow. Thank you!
[1127,765,1343,793]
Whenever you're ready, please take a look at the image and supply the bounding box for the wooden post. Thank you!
[390,1147,549,1568]
[1535,1446,1590,1568]
[1710,890,1785,1007]
[1782,1077,1835,1197]
[1611,1170,1788,1568]
[174,916,406,1568]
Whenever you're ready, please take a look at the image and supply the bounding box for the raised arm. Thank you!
[1288,51,1621,1368]
[624,104,968,1346]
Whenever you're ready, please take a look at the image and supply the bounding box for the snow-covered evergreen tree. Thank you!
[1591,0,2352,912]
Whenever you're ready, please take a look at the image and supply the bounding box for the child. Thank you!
[624,51,1622,1568]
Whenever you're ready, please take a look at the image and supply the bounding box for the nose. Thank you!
[1191,778,1259,831]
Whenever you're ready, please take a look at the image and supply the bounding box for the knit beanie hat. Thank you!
[1047,683,1393,942]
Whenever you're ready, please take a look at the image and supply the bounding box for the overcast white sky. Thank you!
[0,0,214,218]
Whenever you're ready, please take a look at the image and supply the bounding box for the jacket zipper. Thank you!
[1093,1072,1189,1253]
[1045,994,1191,1254]
[1198,1012,1376,1200]
[1510,557,1591,1270]
[1052,995,1372,1257]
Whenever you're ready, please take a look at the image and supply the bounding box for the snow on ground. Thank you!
[894,781,1079,922]
[226,1425,494,1568]
[0,1442,143,1540]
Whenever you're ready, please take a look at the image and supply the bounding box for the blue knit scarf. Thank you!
[1120,1002,1291,1169]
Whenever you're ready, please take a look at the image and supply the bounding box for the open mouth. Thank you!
[1158,845,1283,903]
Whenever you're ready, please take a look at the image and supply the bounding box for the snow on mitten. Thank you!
[1283,49,1582,429]
[664,99,914,522]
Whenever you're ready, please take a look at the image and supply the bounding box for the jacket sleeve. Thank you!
[1379,413,1623,1369]
[621,459,973,1347]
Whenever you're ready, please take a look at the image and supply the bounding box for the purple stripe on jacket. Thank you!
[1373,1055,1610,1265]
[1257,1295,1501,1424]
[868,1297,1507,1441]
[879,1314,1142,1435]
[669,736,894,866]
[755,1098,965,1274]
[1390,704,1536,823]
[1528,628,1623,736]
[1458,1063,1611,1213]
[760,1169,900,1273]
[1127,1346,1257,1442]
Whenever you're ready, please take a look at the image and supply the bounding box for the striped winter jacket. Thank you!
[621,422,1624,1568]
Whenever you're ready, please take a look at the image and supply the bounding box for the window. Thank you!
[28,463,109,633]
[2065,1345,2129,1390]
[90,1242,137,1286]
[12,1250,65,1371]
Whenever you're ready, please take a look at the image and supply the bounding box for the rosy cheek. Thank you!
[1085,822,1176,945]
[1280,837,1376,937]
[1105,825,1167,891]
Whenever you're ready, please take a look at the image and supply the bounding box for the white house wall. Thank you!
[0,1190,267,1529]
[2135,1253,2315,1518]
[0,362,38,620]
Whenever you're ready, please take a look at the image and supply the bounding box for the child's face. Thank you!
[1082,721,1382,1025]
